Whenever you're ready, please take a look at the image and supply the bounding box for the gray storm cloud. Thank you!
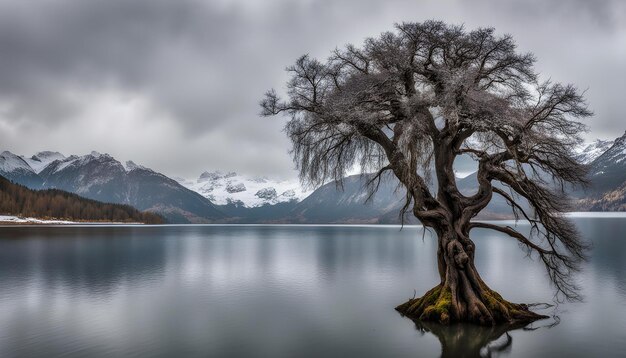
[0,0,624,178]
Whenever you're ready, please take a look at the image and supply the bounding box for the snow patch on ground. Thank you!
[0,215,77,224]
[0,215,143,225]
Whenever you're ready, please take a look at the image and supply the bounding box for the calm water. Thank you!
[1,217,625,357]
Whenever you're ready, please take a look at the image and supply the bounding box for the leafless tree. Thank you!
[261,21,591,325]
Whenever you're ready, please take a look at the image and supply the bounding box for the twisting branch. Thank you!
[262,20,592,302]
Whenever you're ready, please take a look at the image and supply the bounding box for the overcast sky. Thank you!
[0,0,624,179]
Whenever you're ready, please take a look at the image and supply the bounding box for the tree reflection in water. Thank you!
[411,309,558,358]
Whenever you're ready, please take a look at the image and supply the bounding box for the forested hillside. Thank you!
[0,176,163,223]
[0,151,225,223]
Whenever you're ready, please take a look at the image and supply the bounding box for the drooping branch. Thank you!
[476,164,589,299]
[470,221,585,301]
[262,20,592,304]
[491,186,535,224]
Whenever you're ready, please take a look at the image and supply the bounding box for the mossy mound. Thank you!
[396,284,548,326]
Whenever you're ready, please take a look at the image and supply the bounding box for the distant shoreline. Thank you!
[0,215,143,226]
[1,212,624,227]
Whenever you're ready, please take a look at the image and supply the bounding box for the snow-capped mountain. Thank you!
[575,132,626,211]
[24,151,66,173]
[590,132,626,171]
[0,150,224,223]
[39,151,128,197]
[177,171,311,207]
[0,151,34,175]
[586,131,626,194]
[575,139,615,164]
[2,131,625,225]
[0,151,42,188]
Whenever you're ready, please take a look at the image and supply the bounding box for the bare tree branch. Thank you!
[262,20,592,304]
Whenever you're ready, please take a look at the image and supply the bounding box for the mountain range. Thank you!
[574,133,626,211]
[1,131,625,223]
[175,171,310,207]
[0,151,224,223]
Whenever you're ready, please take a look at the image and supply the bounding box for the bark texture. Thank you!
[396,229,547,325]
[263,21,590,326]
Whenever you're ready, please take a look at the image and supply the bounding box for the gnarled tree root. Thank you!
[395,284,548,326]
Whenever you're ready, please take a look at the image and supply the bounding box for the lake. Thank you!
[1,216,625,357]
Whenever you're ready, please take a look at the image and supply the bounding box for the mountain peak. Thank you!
[88,151,114,159]
[26,151,66,173]
[589,131,626,175]
[125,160,150,172]
[576,139,615,164]
[33,151,65,159]
[198,170,220,182]
[0,151,33,173]
[198,170,237,182]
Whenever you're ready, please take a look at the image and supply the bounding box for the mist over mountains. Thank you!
[1,131,625,223]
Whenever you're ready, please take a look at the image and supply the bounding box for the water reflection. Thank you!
[0,220,625,357]
[0,227,168,298]
[578,218,626,295]
[416,321,521,358]
[408,311,560,358]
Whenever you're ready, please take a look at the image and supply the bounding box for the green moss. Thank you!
[401,285,442,312]
[485,294,500,311]
[397,285,452,323]
[418,286,452,324]
[398,284,548,325]
[422,285,443,304]
[434,287,452,313]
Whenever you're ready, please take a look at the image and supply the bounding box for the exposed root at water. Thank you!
[396,284,548,326]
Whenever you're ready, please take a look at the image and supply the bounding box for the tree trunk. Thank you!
[396,228,547,326]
